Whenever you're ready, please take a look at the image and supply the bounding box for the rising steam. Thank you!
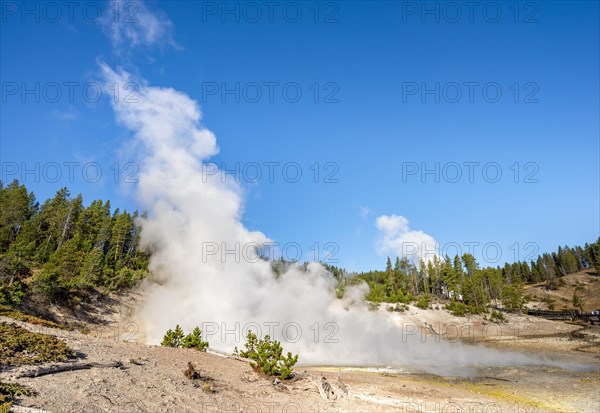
[101,63,569,375]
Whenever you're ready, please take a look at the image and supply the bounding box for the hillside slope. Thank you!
[525,270,600,312]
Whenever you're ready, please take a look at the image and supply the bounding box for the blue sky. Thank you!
[1,1,598,271]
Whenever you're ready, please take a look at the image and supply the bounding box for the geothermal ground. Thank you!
[1,293,599,413]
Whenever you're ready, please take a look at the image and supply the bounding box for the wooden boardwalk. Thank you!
[525,309,600,325]
[491,306,600,324]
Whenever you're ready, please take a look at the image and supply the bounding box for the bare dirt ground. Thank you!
[2,294,599,413]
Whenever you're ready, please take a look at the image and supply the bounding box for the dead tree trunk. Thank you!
[18,361,123,378]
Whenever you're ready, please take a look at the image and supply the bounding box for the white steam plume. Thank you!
[101,63,572,375]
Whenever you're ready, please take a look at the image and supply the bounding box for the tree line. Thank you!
[347,240,599,313]
[1,179,597,315]
[0,180,149,305]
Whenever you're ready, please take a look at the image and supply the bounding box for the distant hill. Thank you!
[525,270,600,312]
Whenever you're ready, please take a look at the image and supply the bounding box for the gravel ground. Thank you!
[1,298,599,413]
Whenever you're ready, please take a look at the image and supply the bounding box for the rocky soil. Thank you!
[1,296,599,412]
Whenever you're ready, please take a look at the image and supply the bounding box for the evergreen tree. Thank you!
[572,291,583,311]
[0,180,37,253]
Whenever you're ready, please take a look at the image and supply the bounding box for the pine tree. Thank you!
[543,253,558,289]
[33,188,72,263]
[181,327,209,351]
[0,180,37,253]
[34,236,83,298]
[461,254,478,277]
[79,247,104,288]
[384,257,395,296]
[236,332,298,379]
[530,260,541,283]
[106,210,134,272]
[572,291,583,311]
[161,325,185,347]
[563,249,579,274]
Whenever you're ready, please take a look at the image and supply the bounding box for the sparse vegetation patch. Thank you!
[0,304,67,330]
[0,322,76,366]
[0,381,32,413]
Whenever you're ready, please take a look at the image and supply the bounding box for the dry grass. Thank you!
[525,270,600,311]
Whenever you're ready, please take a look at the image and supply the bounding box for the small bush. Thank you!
[365,282,386,303]
[162,325,209,351]
[0,281,26,307]
[234,332,298,379]
[415,295,429,310]
[391,292,413,305]
[489,310,508,324]
[161,324,184,348]
[32,266,66,300]
[0,381,32,413]
[445,300,469,317]
[182,327,209,352]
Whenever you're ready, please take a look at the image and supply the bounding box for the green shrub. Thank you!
[365,282,387,303]
[0,322,76,366]
[161,324,184,348]
[161,325,209,351]
[387,291,413,304]
[445,300,469,317]
[106,267,148,291]
[401,293,414,304]
[32,265,66,300]
[489,310,508,323]
[0,281,26,307]
[0,381,32,413]
[415,295,429,310]
[182,327,209,351]
[234,331,298,379]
